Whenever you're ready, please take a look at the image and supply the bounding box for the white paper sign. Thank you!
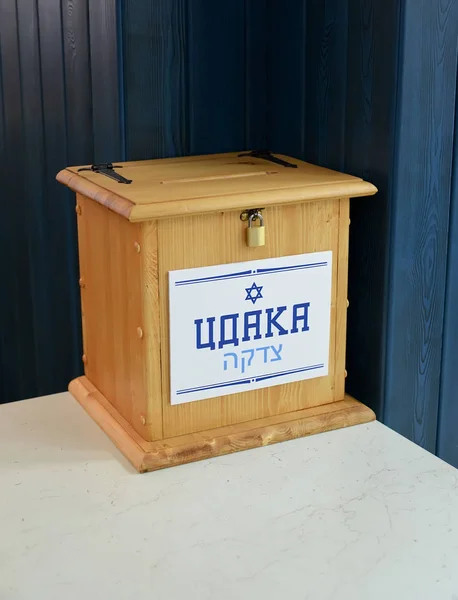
[169,251,332,405]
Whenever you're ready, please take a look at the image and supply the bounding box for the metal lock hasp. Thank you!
[246,211,265,247]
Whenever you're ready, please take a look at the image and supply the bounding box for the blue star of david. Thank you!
[245,282,263,304]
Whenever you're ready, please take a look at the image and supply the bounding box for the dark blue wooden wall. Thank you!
[122,0,267,158]
[0,0,266,405]
[438,53,458,466]
[1,0,458,465]
[384,0,458,456]
[266,0,458,464]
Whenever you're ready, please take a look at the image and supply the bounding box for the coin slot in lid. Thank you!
[160,170,278,185]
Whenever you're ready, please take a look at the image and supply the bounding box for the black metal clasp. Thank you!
[78,163,132,184]
[238,150,298,169]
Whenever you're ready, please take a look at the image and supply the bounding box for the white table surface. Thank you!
[1,393,458,600]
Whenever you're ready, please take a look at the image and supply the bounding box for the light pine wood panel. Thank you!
[127,180,376,222]
[140,221,163,439]
[57,170,134,218]
[158,199,344,437]
[70,375,375,473]
[57,153,377,221]
[69,158,359,204]
[76,194,153,440]
[334,199,350,400]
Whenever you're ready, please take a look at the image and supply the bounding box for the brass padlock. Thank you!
[247,211,265,247]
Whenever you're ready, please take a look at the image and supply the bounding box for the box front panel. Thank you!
[158,199,344,437]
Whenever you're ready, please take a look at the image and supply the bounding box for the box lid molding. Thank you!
[56,152,377,221]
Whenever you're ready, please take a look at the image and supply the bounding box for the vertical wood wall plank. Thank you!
[59,0,94,390]
[266,0,458,459]
[187,0,246,154]
[38,0,83,393]
[88,0,123,162]
[0,27,4,401]
[266,0,307,157]
[63,0,94,165]
[244,0,267,150]
[436,69,458,467]
[383,0,458,450]
[122,0,188,160]
[16,0,52,392]
[61,0,94,388]
[0,0,98,402]
[304,0,348,171]
[344,0,400,419]
[0,0,36,402]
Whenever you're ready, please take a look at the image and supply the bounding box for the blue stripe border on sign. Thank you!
[175,363,325,395]
[174,261,328,286]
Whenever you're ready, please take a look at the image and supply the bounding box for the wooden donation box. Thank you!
[57,151,377,473]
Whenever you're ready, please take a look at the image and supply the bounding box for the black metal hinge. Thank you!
[78,163,132,184]
[238,150,298,169]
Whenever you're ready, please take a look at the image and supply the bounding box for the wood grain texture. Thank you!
[187,0,246,155]
[58,153,377,221]
[0,32,4,401]
[76,194,152,440]
[264,0,397,428]
[266,0,307,157]
[345,0,399,420]
[436,64,458,468]
[0,0,37,402]
[383,0,458,450]
[70,375,375,473]
[123,0,188,159]
[140,221,163,439]
[16,0,81,397]
[37,0,84,398]
[1,0,98,403]
[88,0,123,163]
[62,0,94,165]
[128,176,376,223]
[16,0,51,393]
[244,0,267,150]
[304,0,348,171]
[60,0,92,382]
[158,200,343,437]
[69,377,148,471]
[62,155,376,446]
[56,169,134,218]
[334,199,350,400]
[265,0,458,462]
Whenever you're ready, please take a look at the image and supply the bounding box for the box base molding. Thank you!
[69,376,376,473]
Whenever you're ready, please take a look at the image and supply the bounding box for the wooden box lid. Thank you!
[57,152,377,222]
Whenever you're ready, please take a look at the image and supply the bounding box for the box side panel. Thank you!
[76,194,151,440]
[141,221,163,439]
[158,199,342,437]
[335,198,350,401]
